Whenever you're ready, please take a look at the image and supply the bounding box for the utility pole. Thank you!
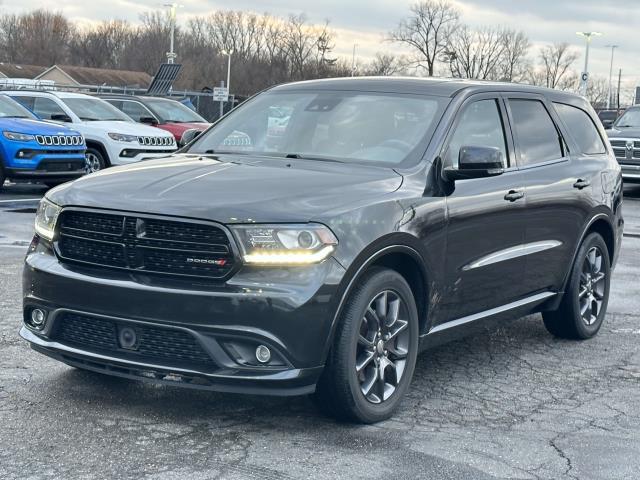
[222,50,233,94]
[617,68,622,111]
[576,31,602,95]
[605,45,618,109]
[351,44,358,77]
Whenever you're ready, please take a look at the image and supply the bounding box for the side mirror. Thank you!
[602,119,613,130]
[180,128,202,146]
[139,116,158,126]
[443,146,505,182]
[50,113,72,123]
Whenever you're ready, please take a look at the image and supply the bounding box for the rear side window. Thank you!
[509,99,563,166]
[554,103,606,155]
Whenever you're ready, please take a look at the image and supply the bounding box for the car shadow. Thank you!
[44,312,565,427]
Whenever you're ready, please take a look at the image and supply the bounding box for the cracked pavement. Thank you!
[1,183,639,479]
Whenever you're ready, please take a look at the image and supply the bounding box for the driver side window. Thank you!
[445,99,508,168]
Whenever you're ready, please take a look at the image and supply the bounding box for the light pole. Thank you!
[605,44,618,109]
[221,50,233,93]
[164,3,183,64]
[576,31,602,95]
[351,44,358,77]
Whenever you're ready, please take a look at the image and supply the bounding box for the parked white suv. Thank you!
[6,90,177,171]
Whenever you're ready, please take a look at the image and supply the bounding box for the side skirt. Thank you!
[419,291,557,351]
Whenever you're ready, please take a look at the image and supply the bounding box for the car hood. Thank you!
[48,154,403,223]
[0,117,80,135]
[607,127,640,138]
[76,120,173,137]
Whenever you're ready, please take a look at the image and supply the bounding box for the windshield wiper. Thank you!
[284,153,343,163]
[616,125,635,128]
[202,149,251,155]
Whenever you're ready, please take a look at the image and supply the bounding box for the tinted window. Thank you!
[32,97,68,120]
[554,103,606,155]
[445,99,508,168]
[120,101,154,122]
[509,99,563,165]
[11,95,35,110]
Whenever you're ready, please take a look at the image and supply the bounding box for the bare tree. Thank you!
[365,53,406,76]
[443,26,506,80]
[0,10,73,65]
[535,42,579,89]
[498,29,530,82]
[389,0,460,76]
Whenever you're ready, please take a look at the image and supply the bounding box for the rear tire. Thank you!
[543,233,611,340]
[315,267,419,423]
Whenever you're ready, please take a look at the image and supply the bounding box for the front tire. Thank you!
[543,233,611,339]
[315,267,419,423]
[85,148,106,173]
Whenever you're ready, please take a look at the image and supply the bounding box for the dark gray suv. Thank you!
[21,78,623,423]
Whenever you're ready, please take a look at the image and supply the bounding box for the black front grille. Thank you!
[36,160,86,172]
[55,313,216,368]
[56,210,235,279]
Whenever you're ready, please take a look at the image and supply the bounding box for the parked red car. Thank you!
[98,95,210,144]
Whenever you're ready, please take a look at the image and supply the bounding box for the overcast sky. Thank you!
[2,0,639,93]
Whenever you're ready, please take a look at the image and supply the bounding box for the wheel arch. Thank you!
[556,212,616,299]
[322,235,432,362]
[84,140,110,166]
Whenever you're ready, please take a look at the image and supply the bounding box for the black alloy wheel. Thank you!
[315,267,419,423]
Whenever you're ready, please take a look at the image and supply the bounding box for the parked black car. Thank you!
[21,78,623,423]
[597,109,620,130]
[606,105,640,183]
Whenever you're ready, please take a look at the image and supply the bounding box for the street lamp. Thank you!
[221,49,233,93]
[576,31,602,95]
[164,3,183,64]
[351,44,358,77]
[604,44,619,109]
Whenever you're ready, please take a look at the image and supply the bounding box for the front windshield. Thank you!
[0,95,36,119]
[187,90,447,167]
[615,109,640,128]
[145,98,206,123]
[61,97,132,122]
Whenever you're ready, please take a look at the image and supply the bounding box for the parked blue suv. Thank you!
[0,94,86,188]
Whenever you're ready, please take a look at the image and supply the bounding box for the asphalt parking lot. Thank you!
[1,182,640,480]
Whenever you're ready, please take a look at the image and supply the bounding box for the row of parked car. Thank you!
[0,89,211,188]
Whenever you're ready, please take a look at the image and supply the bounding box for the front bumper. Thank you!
[6,166,85,181]
[21,245,346,395]
[620,163,640,183]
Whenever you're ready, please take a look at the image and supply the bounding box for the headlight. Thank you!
[108,132,138,142]
[3,131,35,142]
[230,224,338,265]
[34,198,61,241]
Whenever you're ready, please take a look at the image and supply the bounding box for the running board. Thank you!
[428,291,557,335]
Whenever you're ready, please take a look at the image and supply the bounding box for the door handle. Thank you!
[573,179,591,189]
[504,190,525,202]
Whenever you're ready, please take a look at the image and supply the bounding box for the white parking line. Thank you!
[0,198,41,203]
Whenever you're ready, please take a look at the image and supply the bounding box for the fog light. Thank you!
[255,345,271,363]
[30,309,46,329]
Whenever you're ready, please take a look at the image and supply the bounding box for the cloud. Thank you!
[3,0,639,90]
